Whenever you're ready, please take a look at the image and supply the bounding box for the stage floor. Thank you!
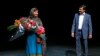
[0,45,100,56]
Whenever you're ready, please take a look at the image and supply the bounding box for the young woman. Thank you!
[26,8,45,56]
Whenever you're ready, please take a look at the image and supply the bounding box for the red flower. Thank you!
[28,19,36,26]
[24,23,31,30]
[36,26,45,35]
[23,19,36,31]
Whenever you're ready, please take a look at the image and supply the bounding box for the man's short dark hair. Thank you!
[79,5,86,10]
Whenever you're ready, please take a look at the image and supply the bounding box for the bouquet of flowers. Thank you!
[36,26,45,35]
[7,17,37,41]
[7,17,36,31]
[7,17,46,41]
[36,25,46,41]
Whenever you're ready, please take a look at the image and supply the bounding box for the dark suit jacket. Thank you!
[71,13,92,39]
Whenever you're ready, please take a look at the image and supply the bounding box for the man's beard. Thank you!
[79,12,83,14]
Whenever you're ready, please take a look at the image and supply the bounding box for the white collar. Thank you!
[83,12,85,15]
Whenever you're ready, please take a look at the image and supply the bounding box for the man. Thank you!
[71,5,92,56]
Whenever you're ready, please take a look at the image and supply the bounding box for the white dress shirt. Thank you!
[78,13,85,30]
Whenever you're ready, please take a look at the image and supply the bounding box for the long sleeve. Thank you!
[38,18,43,26]
[71,14,76,33]
[35,18,43,29]
[88,15,92,35]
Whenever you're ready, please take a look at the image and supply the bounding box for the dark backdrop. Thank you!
[0,0,99,51]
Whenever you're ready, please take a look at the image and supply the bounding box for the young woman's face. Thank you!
[32,10,38,17]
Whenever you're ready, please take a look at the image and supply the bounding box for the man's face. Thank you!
[79,7,85,14]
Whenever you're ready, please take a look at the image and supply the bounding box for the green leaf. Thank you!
[7,25,17,31]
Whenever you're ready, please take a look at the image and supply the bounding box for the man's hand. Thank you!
[71,33,74,38]
[89,34,92,39]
